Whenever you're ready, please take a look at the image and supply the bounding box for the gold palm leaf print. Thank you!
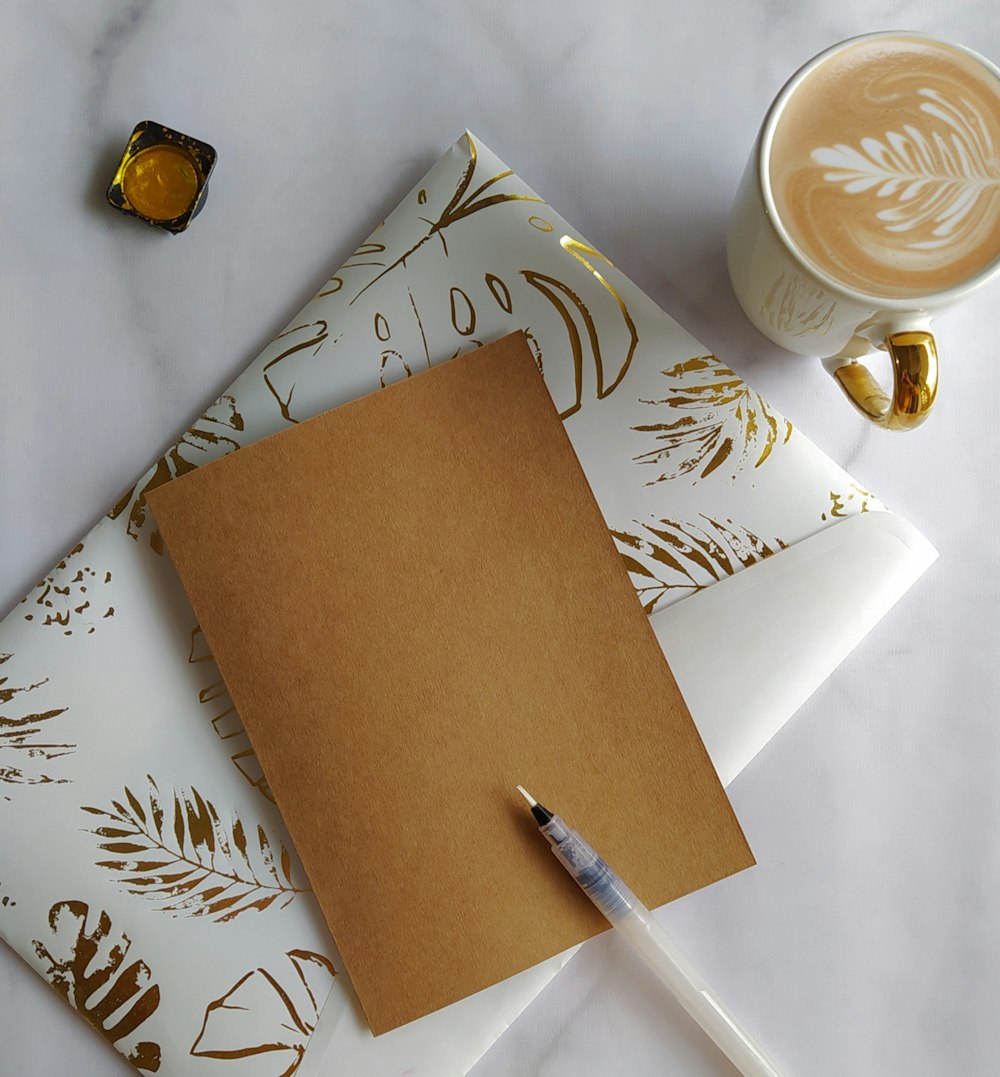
[83,776,307,922]
[190,949,336,1076]
[108,394,245,555]
[612,516,787,614]
[32,900,161,1072]
[0,653,72,788]
[632,356,793,482]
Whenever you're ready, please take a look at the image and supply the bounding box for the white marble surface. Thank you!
[2,2,998,1075]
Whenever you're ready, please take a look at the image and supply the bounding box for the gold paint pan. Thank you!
[107,120,216,233]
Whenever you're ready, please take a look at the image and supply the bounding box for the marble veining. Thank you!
[2,3,998,1077]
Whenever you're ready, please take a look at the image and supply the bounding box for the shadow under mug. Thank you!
[727,31,1000,431]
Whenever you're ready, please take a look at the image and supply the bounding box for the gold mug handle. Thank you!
[832,330,939,432]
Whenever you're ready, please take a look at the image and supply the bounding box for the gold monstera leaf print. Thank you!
[632,356,793,483]
[108,394,244,555]
[190,949,336,1076]
[0,653,72,788]
[188,626,275,803]
[613,515,787,614]
[520,236,639,421]
[347,132,545,308]
[32,900,162,1072]
[83,776,307,922]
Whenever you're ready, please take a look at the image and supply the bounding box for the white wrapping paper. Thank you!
[0,132,905,1077]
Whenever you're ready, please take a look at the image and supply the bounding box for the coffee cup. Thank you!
[727,31,1000,430]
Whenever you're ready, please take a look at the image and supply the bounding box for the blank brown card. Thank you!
[149,331,754,1034]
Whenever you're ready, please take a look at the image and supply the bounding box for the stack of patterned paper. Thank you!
[0,132,930,1077]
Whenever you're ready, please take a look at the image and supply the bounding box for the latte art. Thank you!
[813,90,998,251]
[770,36,1000,296]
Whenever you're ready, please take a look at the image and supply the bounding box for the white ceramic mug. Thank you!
[727,31,1000,431]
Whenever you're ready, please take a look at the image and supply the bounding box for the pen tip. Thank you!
[515,784,537,808]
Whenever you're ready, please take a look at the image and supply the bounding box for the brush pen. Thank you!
[516,786,785,1077]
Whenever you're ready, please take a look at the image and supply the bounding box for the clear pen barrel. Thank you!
[540,815,637,923]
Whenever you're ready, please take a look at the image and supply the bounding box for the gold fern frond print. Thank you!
[82,776,306,922]
[612,516,787,614]
[108,394,245,555]
[32,900,162,1072]
[190,949,336,1075]
[632,356,793,483]
[0,653,73,787]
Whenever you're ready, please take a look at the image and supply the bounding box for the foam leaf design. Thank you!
[632,356,793,483]
[0,653,73,787]
[32,900,162,1072]
[612,515,787,614]
[190,949,336,1076]
[812,89,1000,249]
[83,776,307,922]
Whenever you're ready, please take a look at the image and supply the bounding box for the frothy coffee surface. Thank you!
[769,36,1000,297]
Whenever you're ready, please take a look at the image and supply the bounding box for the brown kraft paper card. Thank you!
[148,330,755,1035]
